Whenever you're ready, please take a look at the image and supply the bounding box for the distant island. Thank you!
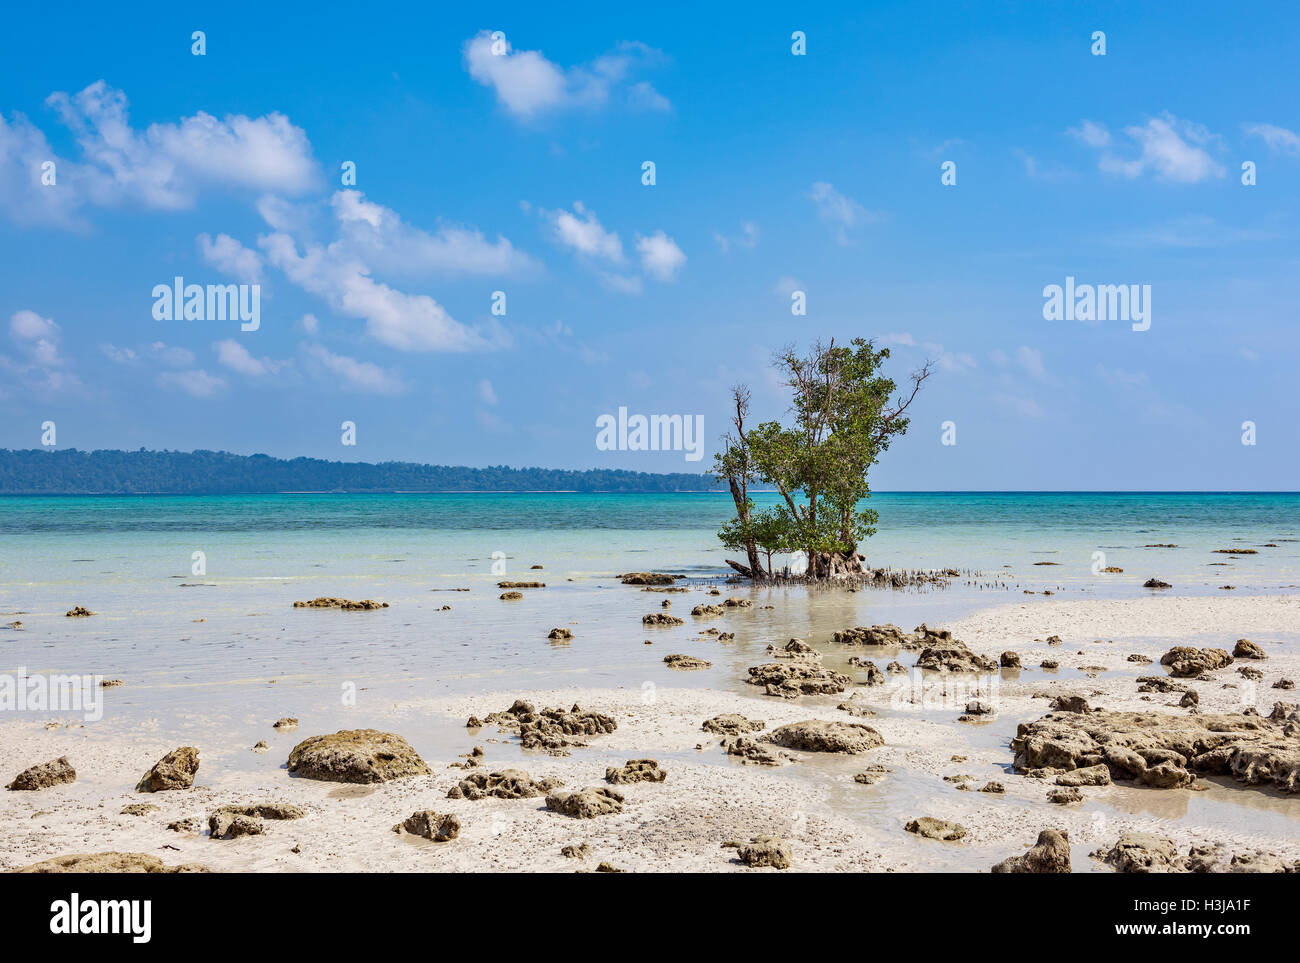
[0,449,724,495]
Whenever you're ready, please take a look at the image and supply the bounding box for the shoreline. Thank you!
[3,592,1297,873]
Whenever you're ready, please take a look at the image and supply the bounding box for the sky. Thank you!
[1,1,1297,489]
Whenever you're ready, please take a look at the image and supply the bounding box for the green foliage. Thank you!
[0,449,723,494]
[714,338,930,577]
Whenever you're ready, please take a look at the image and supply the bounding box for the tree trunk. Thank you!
[726,476,763,576]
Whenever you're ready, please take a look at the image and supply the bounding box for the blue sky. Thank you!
[1,1,1297,489]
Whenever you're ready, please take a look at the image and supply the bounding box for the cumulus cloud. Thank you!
[1,81,319,227]
[477,378,498,404]
[547,201,624,262]
[198,233,264,283]
[330,189,535,277]
[463,32,669,119]
[635,231,685,281]
[3,310,80,392]
[714,221,759,254]
[302,343,405,394]
[1069,113,1225,183]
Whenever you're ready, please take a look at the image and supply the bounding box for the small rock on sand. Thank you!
[136,746,200,792]
[64,606,94,617]
[768,720,884,753]
[991,829,1071,873]
[737,835,792,869]
[545,787,625,818]
[393,810,460,842]
[905,817,967,841]
[664,653,711,669]
[6,756,76,791]
[605,759,666,784]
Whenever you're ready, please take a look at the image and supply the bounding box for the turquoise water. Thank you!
[0,491,1297,732]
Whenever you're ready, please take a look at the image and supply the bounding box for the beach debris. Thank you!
[1160,645,1233,677]
[1011,707,1300,794]
[562,843,592,859]
[545,786,625,818]
[991,829,1071,873]
[6,756,76,791]
[958,700,997,723]
[547,627,572,641]
[448,768,560,800]
[905,817,967,841]
[643,612,685,626]
[1233,639,1267,660]
[64,606,94,617]
[1046,635,1063,645]
[273,717,298,731]
[11,852,210,874]
[720,736,788,766]
[702,713,764,736]
[209,803,305,839]
[1142,578,1172,589]
[286,730,430,784]
[767,720,884,754]
[393,810,460,842]
[915,633,998,673]
[1000,651,1022,668]
[854,764,891,785]
[292,597,387,610]
[136,746,200,792]
[664,653,711,670]
[1095,835,1300,874]
[1047,787,1083,804]
[737,835,792,869]
[619,572,681,586]
[4,620,22,630]
[499,591,523,600]
[744,653,851,699]
[605,759,666,784]
[251,740,269,753]
[466,699,617,753]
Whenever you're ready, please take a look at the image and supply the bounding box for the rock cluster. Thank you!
[393,810,460,842]
[292,597,388,610]
[664,653,711,669]
[448,768,560,800]
[467,699,618,753]
[643,612,685,626]
[745,645,851,699]
[702,713,765,736]
[1011,707,1300,794]
[209,803,305,839]
[1160,645,1234,677]
[619,573,680,585]
[605,759,667,784]
[1091,833,1300,873]
[737,835,791,869]
[545,787,625,818]
[905,817,967,841]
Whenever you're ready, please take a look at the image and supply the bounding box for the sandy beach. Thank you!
[4,591,1297,873]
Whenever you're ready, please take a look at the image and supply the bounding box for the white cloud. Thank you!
[197,232,264,283]
[330,189,535,277]
[6,311,75,391]
[100,344,138,364]
[547,201,623,262]
[1243,122,1300,156]
[297,313,320,335]
[477,378,498,405]
[150,341,195,367]
[808,182,880,243]
[214,338,287,376]
[302,343,405,394]
[463,32,669,119]
[1070,114,1225,183]
[259,231,497,353]
[157,369,225,398]
[773,275,804,297]
[635,231,685,281]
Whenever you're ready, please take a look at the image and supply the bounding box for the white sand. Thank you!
[2,594,1297,872]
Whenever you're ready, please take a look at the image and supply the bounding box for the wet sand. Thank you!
[2,593,1297,872]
